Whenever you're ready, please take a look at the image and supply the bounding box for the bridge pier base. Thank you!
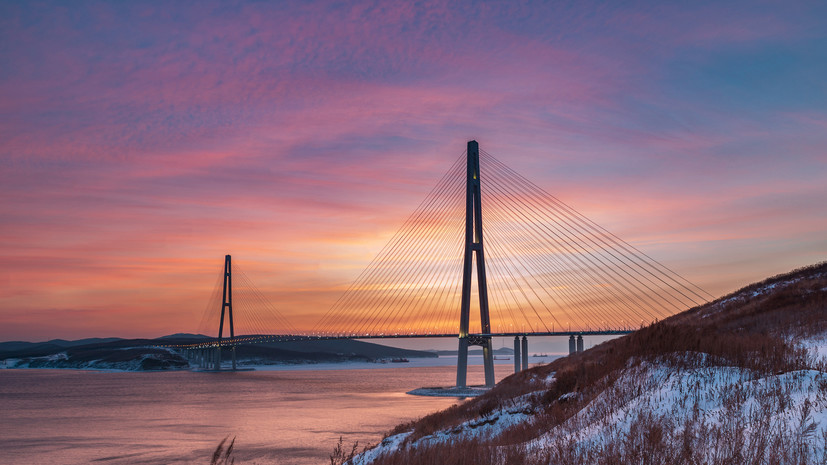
[187,346,239,371]
[521,336,528,371]
[456,338,469,387]
[577,334,584,353]
[569,335,576,355]
[457,335,495,387]
[482,338,495,387]
[513,336,521,373]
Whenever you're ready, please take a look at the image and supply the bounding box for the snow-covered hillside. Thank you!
[356,353,827,464]
[3,346,188,371]
[350,263,827,465]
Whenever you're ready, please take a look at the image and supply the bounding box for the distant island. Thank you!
[0,336,436,371]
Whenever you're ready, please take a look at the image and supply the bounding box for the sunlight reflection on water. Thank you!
[1,359,518,464]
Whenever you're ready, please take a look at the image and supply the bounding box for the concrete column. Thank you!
[569,335,576,354]
[456,337,469,388]
[482,338,495,387]
[521,336,528,371]
[232,346,236,370]
[576,334,584,353]
[513,336,521,373]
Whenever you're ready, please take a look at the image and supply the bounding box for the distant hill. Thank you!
[0,341,59,353]
[352,262,827,465]
[0,337,122,353]
[47,337,123,347]
[156,333,210,340]
[262,339,437,359]
[0,333,436,370]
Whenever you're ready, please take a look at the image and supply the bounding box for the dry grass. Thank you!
[210,436,235,465]
[359,262,827,465]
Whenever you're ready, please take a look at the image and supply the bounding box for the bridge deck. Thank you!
[169,330,633,348]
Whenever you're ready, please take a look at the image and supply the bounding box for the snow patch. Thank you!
[353,352,827,464]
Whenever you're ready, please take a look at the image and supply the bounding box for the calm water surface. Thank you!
[1,361,513,464]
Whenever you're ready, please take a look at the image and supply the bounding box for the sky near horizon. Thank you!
[1,1,826,341]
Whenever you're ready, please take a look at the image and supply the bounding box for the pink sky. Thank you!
[1,1,825,340]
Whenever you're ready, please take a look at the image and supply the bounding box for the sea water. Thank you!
[0,357,517,464]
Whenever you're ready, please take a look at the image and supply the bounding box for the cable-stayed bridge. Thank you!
[178,141,711,388]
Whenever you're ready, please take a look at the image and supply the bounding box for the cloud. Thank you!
[1,0,825,339]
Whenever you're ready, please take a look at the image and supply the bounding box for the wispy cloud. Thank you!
[1,0,825,339]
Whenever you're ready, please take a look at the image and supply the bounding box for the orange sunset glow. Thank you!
[1,1,826,341]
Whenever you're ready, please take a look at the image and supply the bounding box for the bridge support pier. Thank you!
[456,140,495,389]
[457,334,494,387]
[457,338,468,386]
[483,338,495,386]
[521,336,528,371]
[577,334,584,353]
[513,336,521,373]
[569,335,576,355]
[216,254,233,372]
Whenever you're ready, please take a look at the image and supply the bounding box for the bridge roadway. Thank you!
[168,330,634,349]
[173,330,633,377]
